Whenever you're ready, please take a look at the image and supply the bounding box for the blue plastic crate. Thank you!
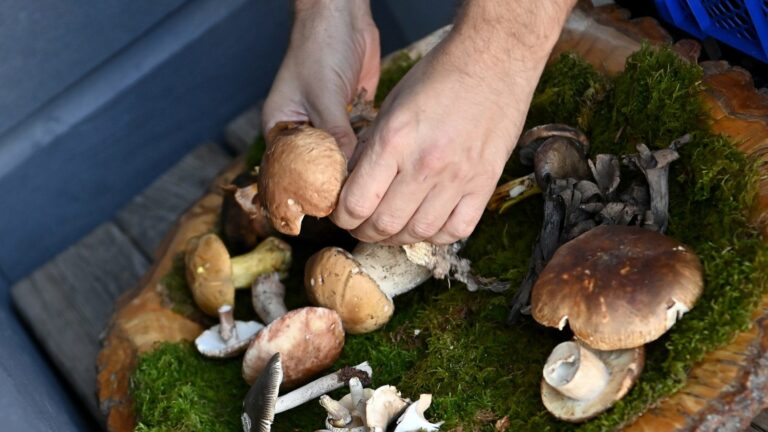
[654,0,768,62]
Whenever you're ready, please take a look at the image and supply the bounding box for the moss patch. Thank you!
[131,46,768,432]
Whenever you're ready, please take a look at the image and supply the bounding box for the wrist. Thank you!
[293,0,372,25]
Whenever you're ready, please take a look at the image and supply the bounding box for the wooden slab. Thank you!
[224,101,263,155]
[114,142,232,258]
[10,223,149,423]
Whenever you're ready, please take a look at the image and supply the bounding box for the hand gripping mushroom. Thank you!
[530,224,704,421]
[242,352,373,432]
[242,273,346,389]
[184,234,292,316]
[488,124,591,212]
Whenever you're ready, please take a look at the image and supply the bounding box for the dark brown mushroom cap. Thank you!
[258,122,348,236]
[221,171,275,254]
[242,307,345,388]
[531,224,703,350]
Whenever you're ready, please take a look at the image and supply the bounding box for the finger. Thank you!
[382,185,462,246]
[307,91,357,159]
[350,171,433,243]
[261,90,310,136]
[430,192,490,245]
[330,147,398,230]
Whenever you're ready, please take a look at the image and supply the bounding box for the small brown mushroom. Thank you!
[540,339,644,422]
[184,234,292,316]
[530,224,704,350]
[304,243,432,334]
[220,170,275,253]
[257,122,347,236]
[242,273,346,388]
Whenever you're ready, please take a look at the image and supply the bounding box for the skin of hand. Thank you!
[330,0,578,245]
[262,0,380,157]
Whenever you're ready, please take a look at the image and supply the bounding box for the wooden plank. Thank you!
[114,142,232,258]
[224,100,263,154]
[753,411,768,431]
[10,223,149,425]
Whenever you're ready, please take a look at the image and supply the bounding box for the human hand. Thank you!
[330,0,576,246]
[262,0,380,157]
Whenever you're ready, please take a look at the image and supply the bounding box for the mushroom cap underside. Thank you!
[531,224,703,350]
[305,247,395,334]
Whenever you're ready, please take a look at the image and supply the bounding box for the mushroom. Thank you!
[540,339,644,422]
[221,169,275,253]
[530,224,703,350]
[319,377,373,431]
[184,234,292,316]
[393,394,443,432]
[365,385,409,431]
[304,242,433,334]
[488,124,590,212]
[242,273,346,388]
[242,352,373,432]
[195,304,264,358]
[257,122,348,236]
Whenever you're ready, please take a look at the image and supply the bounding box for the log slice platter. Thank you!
[96,4,768,431]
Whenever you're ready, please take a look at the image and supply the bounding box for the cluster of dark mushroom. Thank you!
[489,124,704,421]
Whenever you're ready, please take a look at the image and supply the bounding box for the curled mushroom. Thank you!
[242,273,346,388]
[195,304,264,358]
[394,394,443,432]
[304,243,432,334]
[541,340,644,422]
[184,234,292,316]
[365,385,409,431]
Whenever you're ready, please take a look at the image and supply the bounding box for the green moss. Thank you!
[132,44,768,432]
[374,51,418,107]
[245,133,266,171]
[132,343,248,432]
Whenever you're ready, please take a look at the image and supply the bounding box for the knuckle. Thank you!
[409,219,441,239]
[446,219,477,240]
[341,195,375,220]
[371,214,403,237]
[414,148,448,175]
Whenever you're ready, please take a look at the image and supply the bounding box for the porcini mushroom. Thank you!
[195,304,264,358]
[257,122,347,236]
[530,224,704,350]
[184,234,292,316]
[304,242,432,334]
[540,339,644,422]
[242,352,373,432]
[243,273,346,388]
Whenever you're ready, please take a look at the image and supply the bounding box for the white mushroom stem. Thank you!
[252,272,287,324]
[543,341,609,401]
[274,361,373,414]
[352,243,432,297]
[319,395,352,427]
[218,305,237,341]
[349,377,365,417]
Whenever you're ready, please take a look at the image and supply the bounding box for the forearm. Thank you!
[445,0,577,78]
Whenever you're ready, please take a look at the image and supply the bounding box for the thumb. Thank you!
[308,94,357,160]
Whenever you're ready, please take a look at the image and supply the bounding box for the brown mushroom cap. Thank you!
[220,170,274,253]
[304,247,394,334]
[541,340,644,422]
[242,307,345,388]
[531,224,703,350]
[185,233,235,316]
[258,122,348,236]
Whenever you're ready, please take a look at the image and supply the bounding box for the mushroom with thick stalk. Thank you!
[304,242,433,334]
[184,234,292,316]
[530,224,704,350]
[541,339,644,422]
[242,353,372,432]
[195,304,264,358]
[257,122,348,236]
[242,273,346,388]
